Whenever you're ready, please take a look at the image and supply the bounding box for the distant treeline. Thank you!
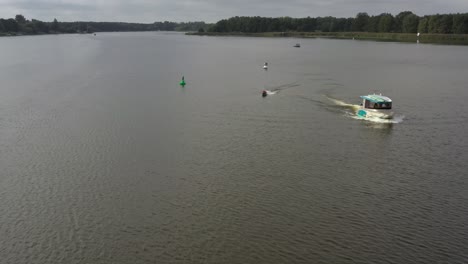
[0,15,211,35]
[209,11,468,34]
[3,12,468,36]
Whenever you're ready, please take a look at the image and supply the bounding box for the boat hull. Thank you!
[357,108,394,119]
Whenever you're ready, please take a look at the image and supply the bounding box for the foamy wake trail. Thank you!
[266,90,278,95]
[326,96,360,111]
[351,115,405,124]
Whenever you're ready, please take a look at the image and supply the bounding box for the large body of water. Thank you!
[1,32,467,263]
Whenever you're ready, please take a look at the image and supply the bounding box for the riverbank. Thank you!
[187,31,468,45]
[0,32,92,37]
[0,30,177,38]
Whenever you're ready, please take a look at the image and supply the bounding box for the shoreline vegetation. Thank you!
[2,11,468,45]
[0,14,210,37]
[193,11,468,45]
[187,31,468,45]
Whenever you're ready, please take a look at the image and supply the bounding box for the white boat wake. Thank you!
[327,97,360,111]
[350,114,405,124]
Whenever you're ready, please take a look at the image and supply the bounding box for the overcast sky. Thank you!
[1,0,467,23]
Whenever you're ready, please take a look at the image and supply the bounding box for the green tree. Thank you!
[353,12,369,31]
[15,14,26,24]
[317,17,333,32]
[51,18,59,32]
[211,19,228,32]
[3,18,18,32]
[367,15,380,32]
[269,18,280,31]
[334,18,349,32]
[343,18,354,31]
[402,14,419,33]
[32,19,49,33]
[297,17,316,32]
[278,16,294,31]
[394,11,414,32]
[418,17,429,33]
[23,23,36,34]
[378,13,394,32]
[427,15,439,33]
[452,13,468,34]
[439,15,453,33]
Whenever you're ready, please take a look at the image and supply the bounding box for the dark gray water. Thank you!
[1,32,468,263]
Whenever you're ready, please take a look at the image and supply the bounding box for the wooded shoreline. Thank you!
[3,11,468,45]
[187,31,468,45]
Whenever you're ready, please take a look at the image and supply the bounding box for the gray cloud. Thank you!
[0,0,467,23]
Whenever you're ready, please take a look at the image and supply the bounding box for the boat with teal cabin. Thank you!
[357,94,394,119]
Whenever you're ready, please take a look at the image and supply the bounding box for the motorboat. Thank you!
[262,90,267,97]
[263,62,268,69]
[357,94,394,119]
[294,43,300,47]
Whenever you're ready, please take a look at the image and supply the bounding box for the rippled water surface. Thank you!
[1,32,468,263]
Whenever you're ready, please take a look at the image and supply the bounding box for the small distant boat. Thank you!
[357,94,394,119]
[179,76,186,86]
[294,43,300,48]
[263,62,268,69]
[262,90,268,97]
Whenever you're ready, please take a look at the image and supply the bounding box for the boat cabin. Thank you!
[360,94,392,109]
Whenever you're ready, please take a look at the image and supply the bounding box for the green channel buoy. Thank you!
[180,76,186,86]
